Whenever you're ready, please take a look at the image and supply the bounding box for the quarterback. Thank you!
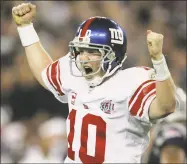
[12,3,177,163]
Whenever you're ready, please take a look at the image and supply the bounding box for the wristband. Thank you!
[17,23,39,47]
[151,54,171,81]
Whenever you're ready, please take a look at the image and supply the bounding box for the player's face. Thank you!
[78,48,105,80]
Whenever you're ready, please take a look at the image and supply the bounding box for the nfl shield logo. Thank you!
[100,100,115,114]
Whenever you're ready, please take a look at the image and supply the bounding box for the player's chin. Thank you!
[85,74,94,80]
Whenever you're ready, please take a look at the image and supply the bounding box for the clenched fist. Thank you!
[147,30,164,61]
[12,3,36,26]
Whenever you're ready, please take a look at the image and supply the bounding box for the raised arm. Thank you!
[12,3,53,89]
[24,42,53,89]
[147,30,177,120]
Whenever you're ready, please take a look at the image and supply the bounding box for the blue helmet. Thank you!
[69,16,127,83]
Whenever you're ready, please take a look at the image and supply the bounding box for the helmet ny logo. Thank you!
[109,28,123,45]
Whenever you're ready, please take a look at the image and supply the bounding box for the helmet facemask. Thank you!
[69,37,119,86]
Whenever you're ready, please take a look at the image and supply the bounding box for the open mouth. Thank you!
[83,66,93,75]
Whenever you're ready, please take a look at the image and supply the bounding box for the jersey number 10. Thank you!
[68,109,106,163]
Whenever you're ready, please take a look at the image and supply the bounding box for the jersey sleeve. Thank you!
[128,67,156,123]
[41,54,70,103]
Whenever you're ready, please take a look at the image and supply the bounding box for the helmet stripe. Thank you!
[80,17,96,37]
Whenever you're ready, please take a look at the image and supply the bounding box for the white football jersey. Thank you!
[41,53,157,163]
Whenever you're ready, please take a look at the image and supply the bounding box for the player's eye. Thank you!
[78,48,100,54]
[87,49,100,54]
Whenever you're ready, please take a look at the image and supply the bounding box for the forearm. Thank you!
[25,42,53,89]
[151,55,177,117]
[156,77,176,111]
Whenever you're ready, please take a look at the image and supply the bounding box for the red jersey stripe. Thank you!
[58,62,62,85]
[47,64,57,91]
[50,61,64,96]
[139,90,156,117]
[129,80,155,107]
[80,17,96,37]
[130,82,156,116]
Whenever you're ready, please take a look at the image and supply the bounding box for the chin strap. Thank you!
[87,55,127,87]
[88,76,103,87]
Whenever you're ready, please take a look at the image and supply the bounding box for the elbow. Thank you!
[162,99,177,115]
[169,99,177,113]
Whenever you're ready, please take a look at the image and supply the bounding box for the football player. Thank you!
[12,3,178,163]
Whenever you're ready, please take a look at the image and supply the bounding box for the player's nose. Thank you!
[79,51,90,61]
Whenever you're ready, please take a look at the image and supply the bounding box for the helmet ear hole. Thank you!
[102,62,109,72]
[115,57,122,64]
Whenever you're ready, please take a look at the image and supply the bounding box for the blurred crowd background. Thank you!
[1,1,186,163]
